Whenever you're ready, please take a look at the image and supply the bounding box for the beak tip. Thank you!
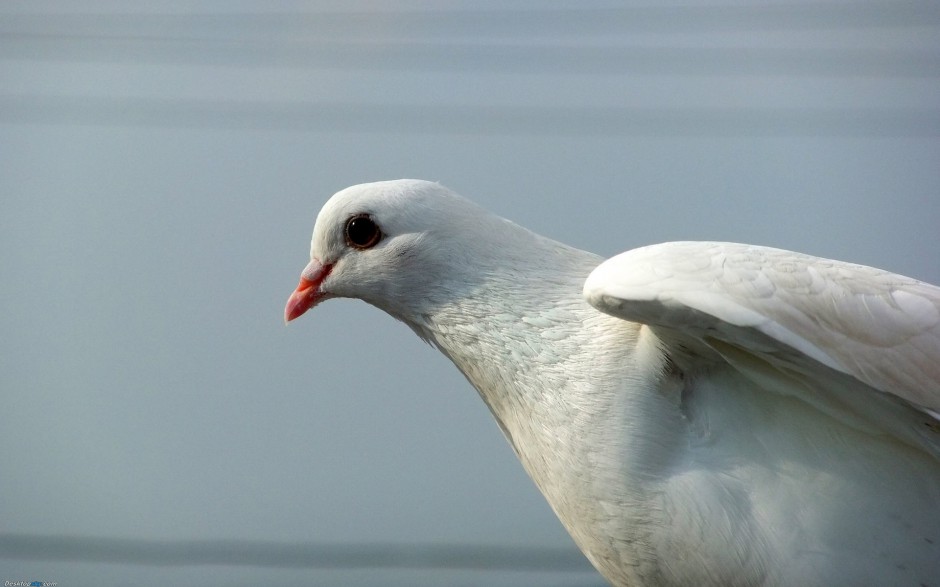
[284,296,310,324]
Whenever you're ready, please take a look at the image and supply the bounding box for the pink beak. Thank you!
[284,258,333,323]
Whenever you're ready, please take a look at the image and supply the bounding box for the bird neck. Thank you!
[404,245,643,458]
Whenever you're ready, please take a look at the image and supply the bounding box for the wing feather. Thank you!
[583,241,940,415]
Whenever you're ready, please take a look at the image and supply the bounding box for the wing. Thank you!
[583,242,940,419]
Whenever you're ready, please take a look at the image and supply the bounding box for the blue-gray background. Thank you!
[2,1,938,585]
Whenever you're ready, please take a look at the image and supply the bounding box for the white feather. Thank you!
[583,241,940,414]
[293,180,940,586]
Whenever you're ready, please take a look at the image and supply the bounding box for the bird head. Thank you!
[284,179,496,324]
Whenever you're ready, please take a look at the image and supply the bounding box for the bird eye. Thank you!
[344,214,382,249]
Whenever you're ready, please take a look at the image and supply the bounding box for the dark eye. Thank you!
[344,214,382,249]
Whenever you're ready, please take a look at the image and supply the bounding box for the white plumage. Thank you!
[586,241,940,413]
[286,179,940,586]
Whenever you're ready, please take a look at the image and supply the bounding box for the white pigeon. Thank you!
[285,179,940,586]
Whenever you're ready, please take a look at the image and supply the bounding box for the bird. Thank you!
[285,179,940,586]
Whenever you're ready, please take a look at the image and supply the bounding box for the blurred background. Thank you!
[2,1,938,585]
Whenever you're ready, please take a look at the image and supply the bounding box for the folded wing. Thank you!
[583,241,940,420]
